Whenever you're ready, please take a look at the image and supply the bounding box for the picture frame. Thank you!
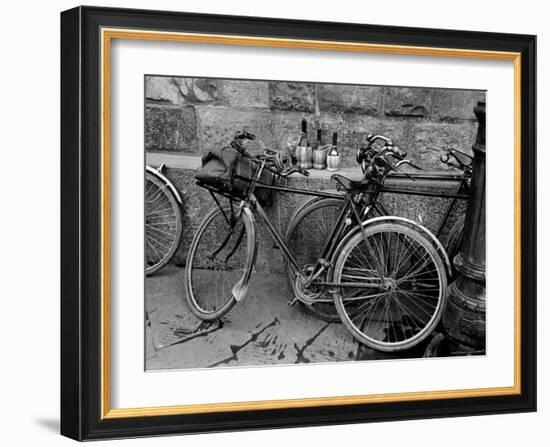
[60,5,536,441]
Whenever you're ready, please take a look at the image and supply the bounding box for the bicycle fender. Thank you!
[146,165,184,206]
[365,216,452,276]
[233,206,257,302]
[330,215,453,278]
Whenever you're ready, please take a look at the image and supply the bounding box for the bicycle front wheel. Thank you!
[145,171,183,276]
[332,222,447,352]
[184,206,256,320]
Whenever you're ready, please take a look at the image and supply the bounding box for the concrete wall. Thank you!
[145,76,482,271]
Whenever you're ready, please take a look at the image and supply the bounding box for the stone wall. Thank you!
[145,76,482,271]
[145,76,485,169]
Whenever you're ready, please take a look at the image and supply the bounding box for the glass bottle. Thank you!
[326,132,341,171]
[296,118,312,170]
[312,129,328,169]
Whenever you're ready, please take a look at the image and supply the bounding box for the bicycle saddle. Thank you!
[331,174,370,192]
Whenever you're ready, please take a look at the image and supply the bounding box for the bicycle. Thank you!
[284,134,472,321]
[145,164,184,276]
[185,131,449,352]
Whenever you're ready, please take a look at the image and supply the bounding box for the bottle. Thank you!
[326,132,341,171]
[312,128,328,170]
[296,118,312,170]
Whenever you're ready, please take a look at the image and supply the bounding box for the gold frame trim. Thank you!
[100,28,522,420]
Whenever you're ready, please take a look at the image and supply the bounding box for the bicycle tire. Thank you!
[145,171,183,276]
[184,206,256,321]
[284,197,347,322]
[445,214,465,269]
[333,222,447,352]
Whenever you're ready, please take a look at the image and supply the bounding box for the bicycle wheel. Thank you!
[332,222,447,352]
[445,215,465,268]
[284,197,346,322]
[184,205,256,320]
[145,171,183,276]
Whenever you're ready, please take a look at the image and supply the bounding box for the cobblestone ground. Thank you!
[145,265,428,370]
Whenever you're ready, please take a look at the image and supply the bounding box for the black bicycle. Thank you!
[284,134,471,322]
[184,131,449,352]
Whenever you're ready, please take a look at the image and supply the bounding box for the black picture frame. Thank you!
[61,5,536,441]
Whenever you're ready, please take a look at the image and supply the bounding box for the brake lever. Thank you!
[450,148,473,161]
[231,140,245,153]
[396,159,423,171]
[442,148,472,170]
[231,141,254,160]
[386,158,416,181]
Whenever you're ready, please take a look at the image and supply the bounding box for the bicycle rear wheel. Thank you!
[284,197,345,322]
[184,205,256,320]
[145,171,183,276]
[445,215,465,269]
[332,222,447,352]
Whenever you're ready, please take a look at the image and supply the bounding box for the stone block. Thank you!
[318,84,381,115]
[221,80,270,108]
[264,111,344,157]
[269,82,316,112]
[250,110,311,154]
[162,168,213,265]
[145,105,198,153]
[432,90,486,122]
[145,76,223,106]
[408,122,476,170]
[145,77,182,105]
[195,106,274,155]
[384,87,433,117]
[379,191,465,236]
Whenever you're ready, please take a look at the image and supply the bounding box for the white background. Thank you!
[0,0,547,445]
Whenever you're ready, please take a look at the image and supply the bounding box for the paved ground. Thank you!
[145,265,434,370]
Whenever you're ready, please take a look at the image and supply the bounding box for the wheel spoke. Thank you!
[284,199,345,321]
[145,173,181,274]
[334,223,446,350]
[186,207,250,317]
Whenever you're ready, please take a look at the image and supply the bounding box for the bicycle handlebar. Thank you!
[440,148,473,174]
[231,135,309,178]
[378,147,407,160]
[367,134,393,145]
[357,133,433,180]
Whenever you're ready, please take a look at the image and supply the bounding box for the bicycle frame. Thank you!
[253,191,352,280]
[249,159,389,284]
[199,153,469,289]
